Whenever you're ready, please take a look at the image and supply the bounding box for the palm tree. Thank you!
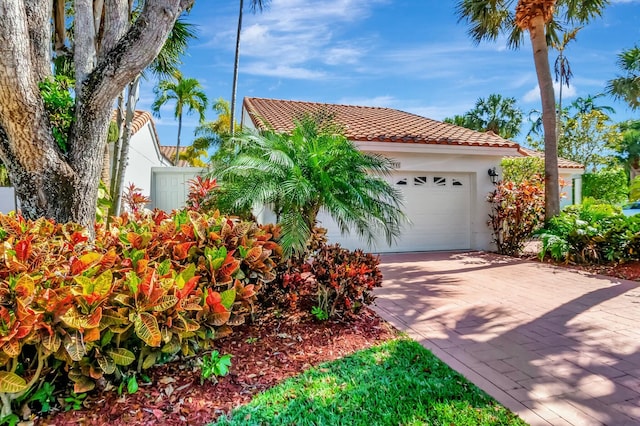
[210,117,405,258]
[230,0,270,135]
[571,93,615,115]
[552,27,580,139]
[456,0,608,220]
[607,45,640,111]
[193,99,240,150]
[613,120,640,179]
[152,71,208,164]
[462,94,523,139]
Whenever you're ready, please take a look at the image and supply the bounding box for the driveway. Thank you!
[373,251,640,426]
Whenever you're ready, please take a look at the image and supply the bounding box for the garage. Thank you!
[318,171,472,253]
[242,97,536,252]
[391,172,471,252]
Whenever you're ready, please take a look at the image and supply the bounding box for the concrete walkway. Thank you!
[373,252,640,426]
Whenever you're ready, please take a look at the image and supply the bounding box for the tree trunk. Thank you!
[230,0,244,136]
[0,0,194,230]
[111,77,140,215]
[175,113,183,164]
[528,15,560,219]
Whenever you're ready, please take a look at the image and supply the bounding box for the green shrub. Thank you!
[0,208,279,418]
[501,157,544,185]
[582,167,629,205]
[538,199,633,263]
[487,177,545,255]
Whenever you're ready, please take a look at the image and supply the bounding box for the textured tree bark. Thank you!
[528,15,560,219]
[0,0,194,230]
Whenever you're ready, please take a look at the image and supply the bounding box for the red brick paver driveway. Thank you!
[373,252,640,426]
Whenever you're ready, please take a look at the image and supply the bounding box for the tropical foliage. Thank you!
[456,0,608,220]
[607,44,640,110]
[501,157,545,185]
[487,174,545,255]
[444,94,523,139]
[611,120,640,178]
[0,206,279,418]
[582,167,629,205]
[210,118,405,258]
[184,99,241,167]
[529,95,620,171]
[537,199,638,264]
[152,71,208,164]
[557,110,620,171]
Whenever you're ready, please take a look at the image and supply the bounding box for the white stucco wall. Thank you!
[116,123,172,197]
[0,187,16,214]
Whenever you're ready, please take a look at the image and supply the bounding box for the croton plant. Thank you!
[0,207,280,417]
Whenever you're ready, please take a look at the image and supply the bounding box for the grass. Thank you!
[213,338,527,426]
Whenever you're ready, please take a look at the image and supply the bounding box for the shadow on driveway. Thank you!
[374,251,640,426]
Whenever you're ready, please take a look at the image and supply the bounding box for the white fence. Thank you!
[0,187,16,214]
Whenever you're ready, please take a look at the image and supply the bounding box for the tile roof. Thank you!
[159,146,190,167]
[518,147,584,170]
[243,97,519,149]
[112,110,187,166]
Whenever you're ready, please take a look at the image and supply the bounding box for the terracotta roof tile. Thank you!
[159,146,190,167]
[518,147,584,169]
[243,97,519,149]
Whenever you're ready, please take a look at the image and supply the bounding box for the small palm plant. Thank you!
[210,116,405,258]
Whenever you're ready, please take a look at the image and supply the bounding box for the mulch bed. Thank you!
[522,251,640,281]
[39,307,398,426]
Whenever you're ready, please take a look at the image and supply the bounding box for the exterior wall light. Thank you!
[488,167,499,185]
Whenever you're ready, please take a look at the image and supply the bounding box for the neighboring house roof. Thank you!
[112,110,186,166]
[243,97,519,149]
[159,146,190,167]
[518,147,585,170]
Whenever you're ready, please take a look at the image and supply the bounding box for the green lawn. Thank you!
[213,338,528,426]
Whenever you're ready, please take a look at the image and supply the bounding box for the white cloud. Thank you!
[242,63,326,80]
[207,0,383,80]
[522,82,577,103]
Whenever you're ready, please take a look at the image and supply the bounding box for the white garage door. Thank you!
[391,172,471,252]
[321,172,472,252]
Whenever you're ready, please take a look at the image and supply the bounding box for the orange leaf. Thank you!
[100,248,118,269]
[83,327,100,342]
[172,242,194,261]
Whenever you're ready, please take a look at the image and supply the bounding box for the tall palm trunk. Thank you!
[230,0,244,136]
[175,113,183,164]
[529,14,560,219]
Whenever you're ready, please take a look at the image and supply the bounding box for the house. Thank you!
[241,97,584,253]
[110,111,205,211]
[516,147,584,209]
[111,110,175,196]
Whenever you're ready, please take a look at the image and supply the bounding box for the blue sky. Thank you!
[138,0,640,147]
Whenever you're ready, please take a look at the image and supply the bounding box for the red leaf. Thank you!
[177,276,200,300]
[70,231,88,247]
[205,289,222,309]
[14,236,33,262]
